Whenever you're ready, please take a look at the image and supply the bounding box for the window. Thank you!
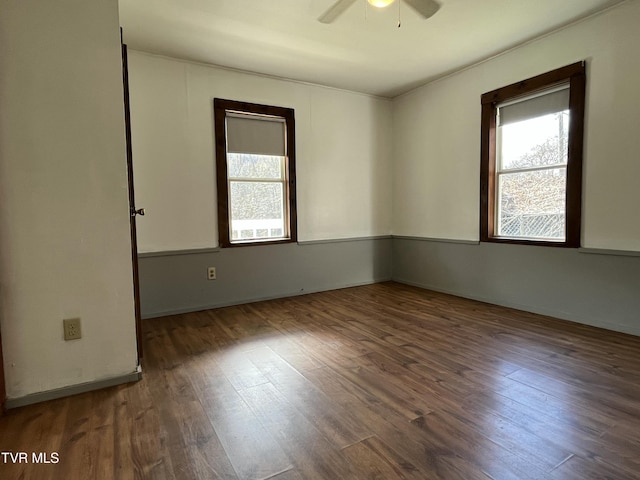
[214,99,297,247]
[480,62,586,247]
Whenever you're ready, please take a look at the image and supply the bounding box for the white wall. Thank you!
[393,0,640,251]
[0,0,139,398]
[127,52,393,252]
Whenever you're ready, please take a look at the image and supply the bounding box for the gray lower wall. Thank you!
[138,235,639,338]
[392,237,640,336]
[138,237,393,318]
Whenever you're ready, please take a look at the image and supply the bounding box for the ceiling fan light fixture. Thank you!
[367,0,395,8]
[318,0,440,24]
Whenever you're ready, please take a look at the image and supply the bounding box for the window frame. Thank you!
[480,62,586,247]
[214,98,297,248]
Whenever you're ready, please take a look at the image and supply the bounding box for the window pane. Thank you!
[230,181,285,241]
[498,168,566,240]
[499,111,569,170]
[228,153,282,179]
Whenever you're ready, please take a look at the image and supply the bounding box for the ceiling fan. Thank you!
[318,0,440,24]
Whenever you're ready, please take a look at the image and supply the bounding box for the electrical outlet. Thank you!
[63,318,82,340]
[207,266,216,280]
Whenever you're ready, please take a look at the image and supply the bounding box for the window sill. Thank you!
[221,238,297,248]
[481,236,578,248]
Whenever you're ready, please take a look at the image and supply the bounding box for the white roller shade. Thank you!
[498,85,569,127]
[226,114,286,156]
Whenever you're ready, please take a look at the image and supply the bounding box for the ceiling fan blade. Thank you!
[403,0,441,19]
[318,0,358,24]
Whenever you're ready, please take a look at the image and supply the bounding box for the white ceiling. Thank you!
[119,0,626,97]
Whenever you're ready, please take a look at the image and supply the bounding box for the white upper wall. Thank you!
[393,0,640,251]
[127,52,393,252]
[0,0,139,398]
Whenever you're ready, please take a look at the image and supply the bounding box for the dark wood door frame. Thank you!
[121,34,143,359]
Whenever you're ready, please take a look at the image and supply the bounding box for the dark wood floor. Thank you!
[2,282,640,479]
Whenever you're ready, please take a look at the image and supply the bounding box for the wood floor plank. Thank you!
[409,412,548,480]
[55,392,94,478]
[0,397,68,480]
[86,388,117,480]
[444,396,573,472]
[340,436,424,480]
[2,282,640,479]
[242,345,372,449]
[215,348,271,391]
[238,381,358,479]
[460,389,591,452]
[506,366,640,426]
[259,335,326,374]
[192,360,291,480]
[549,453,633,480]
[112,376,181,480]
[264,467,302,480]
[495,376,614,435]
[303,365,487,478]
